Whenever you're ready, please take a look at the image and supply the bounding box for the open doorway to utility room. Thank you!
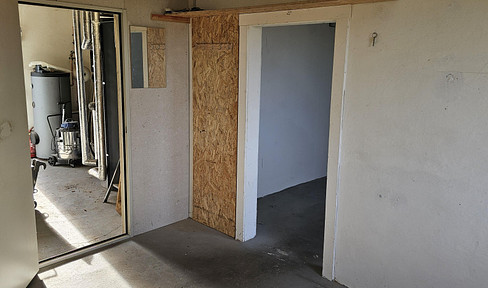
[254,23,335,271]
[18,3,125,262]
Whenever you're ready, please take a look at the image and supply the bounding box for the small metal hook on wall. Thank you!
[372,32,378,47]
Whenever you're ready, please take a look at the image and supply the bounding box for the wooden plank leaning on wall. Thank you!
[192,14,239,237]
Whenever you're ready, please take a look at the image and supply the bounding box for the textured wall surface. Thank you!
[127,9,189,235]
[129,20,189,235]
[335,1,488,287]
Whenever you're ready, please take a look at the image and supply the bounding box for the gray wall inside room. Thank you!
[257,24,335,198]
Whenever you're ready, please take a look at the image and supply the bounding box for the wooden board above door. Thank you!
[151,0,395,22]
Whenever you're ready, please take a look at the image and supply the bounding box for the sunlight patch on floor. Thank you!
[35,188,90,247]
[38,253,132,288]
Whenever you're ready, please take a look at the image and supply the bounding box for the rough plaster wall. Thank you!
[37,0,190,236]
[0,1,39,286]
[124,0,190,235]
[258,24,334,198]
[129,22,189,235]
[334,1,488,287]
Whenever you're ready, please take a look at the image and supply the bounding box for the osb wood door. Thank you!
[192,14,239,237]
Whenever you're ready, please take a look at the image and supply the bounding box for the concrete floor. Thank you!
[29,178,345,288]
[34,162,122,261]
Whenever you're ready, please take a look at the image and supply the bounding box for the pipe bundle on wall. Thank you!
[72,10,106,181]
[81,11,93,50]
[73,10,94,166]
[89,12,106,181]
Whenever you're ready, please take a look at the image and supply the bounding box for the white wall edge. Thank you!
[236,25,262,242]
[324,15,351,281]
[120,8,133,237]
[113,11,129,236]
[236,25,248,241]
[189,19,194,218]
[237,5,352,281]
[235,26,248,241]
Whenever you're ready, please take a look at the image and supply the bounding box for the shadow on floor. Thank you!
[35,210,76,259]
[34,163,122,261]
[34,178,346,288]
[35,209,96,266]
[129,177,341,288]
[27,275,47,288]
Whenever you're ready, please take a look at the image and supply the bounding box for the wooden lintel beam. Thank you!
[151,13,190,23]
[155,0,394,18]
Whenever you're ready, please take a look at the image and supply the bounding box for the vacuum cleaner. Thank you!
[47,105,82,168]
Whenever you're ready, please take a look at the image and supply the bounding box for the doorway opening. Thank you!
[237,6,351,280]
[255,22,335,271]
[18,2,127,263]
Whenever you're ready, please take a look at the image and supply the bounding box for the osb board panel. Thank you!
[147,27,166,88]
[192,15,239,237]
[192,14,239,46]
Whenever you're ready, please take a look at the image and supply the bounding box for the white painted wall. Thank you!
[0,1,39,286]
[18,5,92,128]
[215,0,488,287]
[109,0,190,235]
[11,0,190,237]
[257,24,334,198]
[128,22,190,235]
[335,1,488,287]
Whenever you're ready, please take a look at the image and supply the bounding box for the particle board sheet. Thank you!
[147,27,166,88]
[192,14,239,237]
[192,14,239,45]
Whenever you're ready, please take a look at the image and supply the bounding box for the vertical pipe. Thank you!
[89,11,107,181]
[82,11,93,50]
[90,103,99,160]
[73,11,95,166]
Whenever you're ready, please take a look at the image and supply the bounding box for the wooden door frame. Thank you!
[236,5,351,280]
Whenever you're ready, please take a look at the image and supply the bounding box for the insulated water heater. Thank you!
[31,68,71,159]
